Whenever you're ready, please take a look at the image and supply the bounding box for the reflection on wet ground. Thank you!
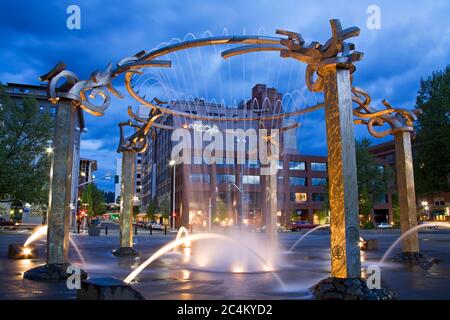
[0,227,449,299]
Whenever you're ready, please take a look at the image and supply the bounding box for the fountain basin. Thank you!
[8,243,38,259]
[77,277,145,300]
[24,263,88,281]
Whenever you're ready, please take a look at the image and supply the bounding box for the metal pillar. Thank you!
[118,151,136,250]
[46,100,76,265]
[394,129,419,253]
[322,65,361,279]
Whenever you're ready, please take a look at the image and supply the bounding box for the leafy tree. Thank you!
[214,198,227,222]
[356,138,393,218]
[80,183,106,217]
[414,66,450,195]
[0,86,53,205]
[391,193,400,227]
[146,199,158,221]
[157,192,171,220]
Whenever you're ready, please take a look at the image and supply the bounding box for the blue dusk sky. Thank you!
[0,0,449,192]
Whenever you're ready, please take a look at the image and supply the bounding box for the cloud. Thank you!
[1,0,449,191]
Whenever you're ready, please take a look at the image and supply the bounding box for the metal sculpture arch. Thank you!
[29,19,421,292]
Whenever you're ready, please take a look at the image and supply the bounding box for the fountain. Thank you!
[379,222,450,269]
[288,224,330,252]
[8,225,47,260]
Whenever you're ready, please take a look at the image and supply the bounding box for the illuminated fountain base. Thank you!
[77,277,144,300]
[24,263,88,281]
[8,244,38,259]
[311,277,396,300]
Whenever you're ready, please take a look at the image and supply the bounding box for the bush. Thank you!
[362,221,375,229]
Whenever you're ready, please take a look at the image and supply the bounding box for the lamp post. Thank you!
[169,160,176,230]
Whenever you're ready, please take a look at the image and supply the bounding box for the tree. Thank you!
[0,86,53,205]
[414,66,450,196]
[318,138,393,223]
[157,192,171,220]
[146,199,158,221]
[103,191,115,203]
[355,138,393,219]
[80,184,106,217]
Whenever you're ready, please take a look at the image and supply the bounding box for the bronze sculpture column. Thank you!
[394,129,419,252]
[322,65,360,279]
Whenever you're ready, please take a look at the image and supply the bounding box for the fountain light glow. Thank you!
[123,233,283,287]
[380,222,450,265]
[24,225,47,247]
[288,224,330,252]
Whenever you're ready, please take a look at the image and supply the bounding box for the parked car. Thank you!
[151,222,163,230]
[376,222,392,229]
[290,221,317,231]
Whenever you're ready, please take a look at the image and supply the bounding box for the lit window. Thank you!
[290,192,307,202]
[289,177,306,186]
[289,161,306,170]
[217,174,235,184]
[312,177,327,186]
[243,175,260,185]
[311,162,327,171]
[189,173,210,183]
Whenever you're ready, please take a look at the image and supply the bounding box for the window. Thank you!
[189,173,210,183]
[311,162,327,171]
[216,174,235,184]
[277,176,283,184]
[290,192,307,202]
[277,160,283,169]
[243,175,260,185]
[289,161,306,170]
[312,177,327,186]
[312,193,325,202]
[289,177,307,186]
[247,159,260,168]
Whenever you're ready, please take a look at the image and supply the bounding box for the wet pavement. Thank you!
[0,225,449,300]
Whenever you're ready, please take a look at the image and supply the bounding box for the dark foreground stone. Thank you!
[311,277,396,300]
[23,263,88,281]
[77,277,145,300]
[112,247,139,256]
[8,243,38,259]
[391,252,436,270]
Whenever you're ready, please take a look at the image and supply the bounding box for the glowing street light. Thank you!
[45,146,54,154]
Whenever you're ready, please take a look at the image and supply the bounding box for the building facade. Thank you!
[140,84,331,229]
[369,140,449,222]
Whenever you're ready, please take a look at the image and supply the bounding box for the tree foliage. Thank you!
[356,138,393,216]
[157,192,171,219]
[0,87,53,204]
[414,66,450,195]
[80,183,106,217]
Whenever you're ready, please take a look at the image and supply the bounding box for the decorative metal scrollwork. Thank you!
[117,107,164,153]
[39,55,170,116]
[277,19,363,92]
[352,86,421,138]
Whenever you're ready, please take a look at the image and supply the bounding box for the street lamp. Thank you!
[169,160,176,230]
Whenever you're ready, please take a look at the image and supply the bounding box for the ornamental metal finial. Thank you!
[117,107,164,153]
[277,19,363,92]
[352,86,422,138]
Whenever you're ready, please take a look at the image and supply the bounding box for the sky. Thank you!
[0,0,449,192]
